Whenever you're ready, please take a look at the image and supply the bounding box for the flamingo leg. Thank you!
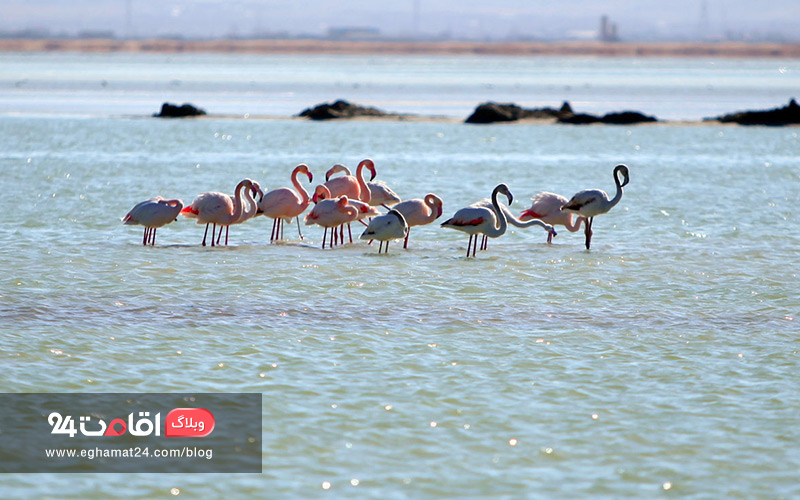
[585,217,594,250]
[379,241,384,253]
[270,218,277,242]
[385,240,389,254]
[403,230,410,249]
[280,218,285,241]
[348,223,353,243]
[333,226,339,247]
[151,227,157,246]
[466,234,473,258]
[211,224,217,247]
[547,230,553,244]
[142,228,148,246]
[322,227,328,249]
[296,217,303,240]
[481,235,488,251]
[202,223,210,246]
[225,226,229,246]
[473,235,478,257]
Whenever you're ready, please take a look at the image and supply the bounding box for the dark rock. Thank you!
[465,102,523,123]
[558,113,601,125]
[465,101,569,124]
[154,102,206,118]
[558,108,657,125]
[600,111,658,124]
[298,99,389,120]
[712,98,800,126]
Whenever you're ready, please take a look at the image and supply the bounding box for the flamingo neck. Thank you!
[356,161,371,204]
[292,170,311,206]
[606,170,626,211]
[501,204,552,230]
[229,180,250,224]
[424,196,441,224]
[485,187,508,238]
[564,215,586,232]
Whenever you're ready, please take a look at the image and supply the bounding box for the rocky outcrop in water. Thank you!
[558,109,658,125]
[710,98,800,126]
[298,99,391,120]
[465,101,572,124]
[154,102,207,118]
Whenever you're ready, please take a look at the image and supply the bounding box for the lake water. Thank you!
[0,53,799,499]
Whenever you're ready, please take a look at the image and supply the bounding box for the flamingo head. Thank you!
[426,194,444,219]
[325,163,348,181]
[614,164,630,187]
[494,183,513,205]
[295,164,313,183]
[358,158,377,181]
[312,185,331,203]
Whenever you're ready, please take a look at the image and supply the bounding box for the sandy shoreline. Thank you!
[1,38,800,58]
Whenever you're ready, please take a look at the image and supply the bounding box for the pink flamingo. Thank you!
[317,159,376,204]
[325,160,400,208]
[122,196,183,246]
[304,196,359,249]
[392,193,443,248]
[312,185,380,243]
[180,178,258,247]
[562,164,630,249]
[519,191,587,243]
[258,164,313,243]
[214,181,263,245]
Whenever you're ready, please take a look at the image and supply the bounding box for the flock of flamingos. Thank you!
[122,159,630,256]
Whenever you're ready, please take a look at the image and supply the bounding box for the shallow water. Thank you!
[1,54,800,499]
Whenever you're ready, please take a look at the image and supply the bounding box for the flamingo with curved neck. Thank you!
[181,178,256,247]
[392,193,443,249]
[562,164,630,249]
[258,164,313,243]
[441,184,516,258]
[318,159,375,205]
[520,191,585,243]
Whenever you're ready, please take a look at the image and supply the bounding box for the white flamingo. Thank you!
[122,197,183,245]
[360,209,408,253]
[468,196,556,252]
[562,164,630,249]
[441,184,519,258]
[520,191,586,243]
[181,178,258,247]
[392,194,443,249]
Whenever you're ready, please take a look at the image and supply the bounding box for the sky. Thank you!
[2,0,799,41]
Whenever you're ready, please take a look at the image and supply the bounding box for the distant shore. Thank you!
[1,38,800,58]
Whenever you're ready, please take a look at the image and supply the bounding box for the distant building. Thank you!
[599,15,619,42]
[327,27,381,41]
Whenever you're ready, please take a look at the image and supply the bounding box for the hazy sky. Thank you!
[2,0,799,41]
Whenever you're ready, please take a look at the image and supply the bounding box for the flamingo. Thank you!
[326,160,401,208]
[304,196,359,249]
[312,185,380,243]
[520,192,586,243]
[392,194,444,249]
[441,184,515,258]
[122,196,183,246]
[360,210,408,254]
[214,181,263,245]
[258,164,313,243]
[317,159,376,204]
[474,199,556,251]
[562,164,630,249]
[180,178,258,247]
